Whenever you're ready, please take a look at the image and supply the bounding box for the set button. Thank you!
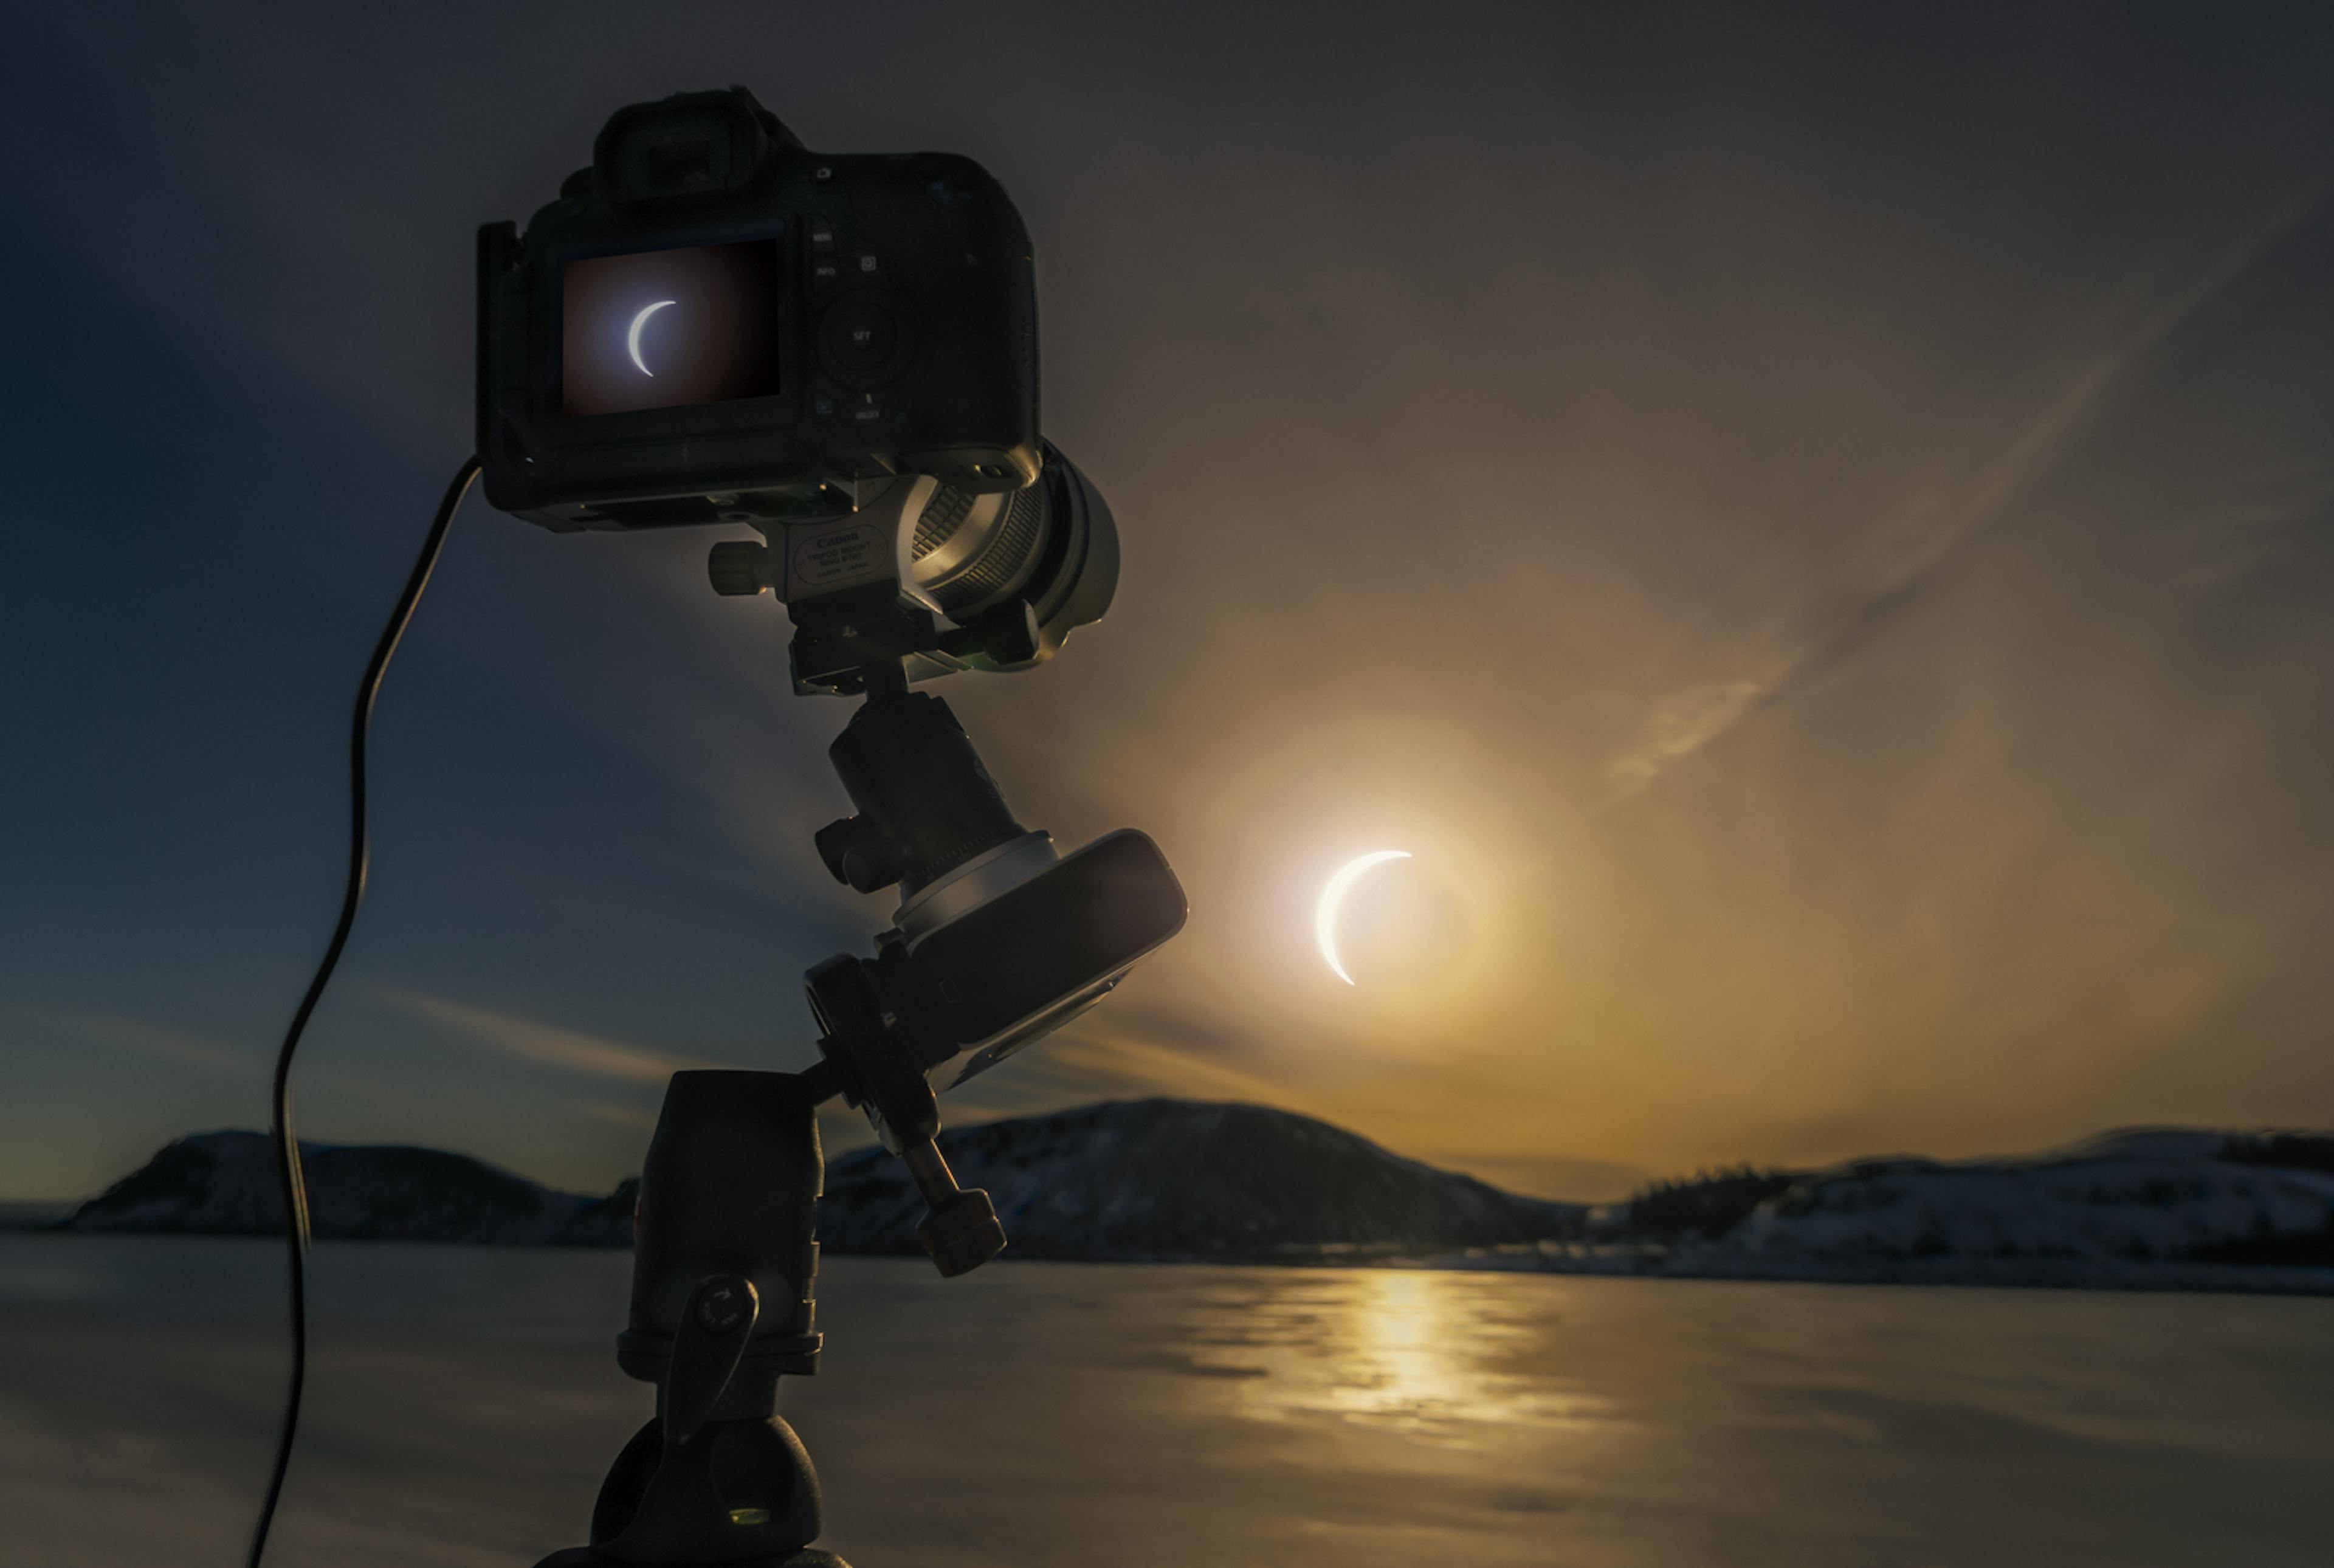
[817,291,912,390]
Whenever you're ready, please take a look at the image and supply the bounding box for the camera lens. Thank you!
[908,483,1047,615]
[904,446,1120,668]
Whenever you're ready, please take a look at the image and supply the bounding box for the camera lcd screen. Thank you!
[560,239,781,416]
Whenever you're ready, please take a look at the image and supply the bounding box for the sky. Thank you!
[3,2,2332,1203]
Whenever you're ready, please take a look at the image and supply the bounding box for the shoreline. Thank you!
[9,1227,2331,1297]
[1438,1240,2334,1295]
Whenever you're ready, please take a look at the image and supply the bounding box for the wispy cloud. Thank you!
[1000,1017,1298,1110]
[7,1005,250,1075]
[2170,458,2334,587]
[1602,676,1778,805]
[1603,176,2334,805]
[376,988,711,1084]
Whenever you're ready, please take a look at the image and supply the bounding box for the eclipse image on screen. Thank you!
[561,238,781,416]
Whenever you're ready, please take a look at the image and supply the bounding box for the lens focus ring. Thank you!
[909,481,1048,617]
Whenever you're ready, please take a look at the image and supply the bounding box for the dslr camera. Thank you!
[476,81,1181,1141]
[479,84,1114,695]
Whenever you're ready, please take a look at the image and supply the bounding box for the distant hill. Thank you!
[49,1109,2334,1290]
[1729,1129,2334,1267]
[0,1201,77,1231]
[60,1130,634,1246]
[818,1098,1578,1260]
[55,1099,1576,1259]
[1480,1127,2334,1291]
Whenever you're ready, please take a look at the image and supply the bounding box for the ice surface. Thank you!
[2,1234,2331,1567]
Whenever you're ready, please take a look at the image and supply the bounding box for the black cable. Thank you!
[247,455,481,1568]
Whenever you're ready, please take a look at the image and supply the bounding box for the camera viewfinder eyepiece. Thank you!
[592,88,802,208]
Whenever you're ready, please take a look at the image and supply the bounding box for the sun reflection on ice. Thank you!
[1174,1270,1611,1445]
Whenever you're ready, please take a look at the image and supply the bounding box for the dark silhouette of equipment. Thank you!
[242,83,1186,1568]
[530,656,1183,1567]
[473,86,1184,1567]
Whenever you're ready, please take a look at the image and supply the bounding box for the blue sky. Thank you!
[6,3,2334,1202]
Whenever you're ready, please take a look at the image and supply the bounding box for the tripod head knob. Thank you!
[707,539,771,597]
[809,954,1009,1276]
[918,1189,1006,1277]
[812,814,912,893]
[900,1139,1007,1276]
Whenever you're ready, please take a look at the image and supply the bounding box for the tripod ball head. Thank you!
[816,687,1020,899]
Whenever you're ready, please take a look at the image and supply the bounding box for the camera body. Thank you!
[478,86,1041,532]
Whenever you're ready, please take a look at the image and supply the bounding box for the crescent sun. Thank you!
[1317,850,1411,986]
[627,300,676,376]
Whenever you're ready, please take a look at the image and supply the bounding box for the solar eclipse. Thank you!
[1317,850,1412,986]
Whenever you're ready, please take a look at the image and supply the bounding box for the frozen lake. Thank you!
[2,1233,2330,1566]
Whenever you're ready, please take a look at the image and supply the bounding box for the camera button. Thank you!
[810,257,842,292]
[819,294,912,388]
[808,216,836,251]
[836,311,894,365]
[853,252,880,277]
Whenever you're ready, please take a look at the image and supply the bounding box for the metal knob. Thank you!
[662,1274,759,1445]
[814,815,910,893]
[708,540,769,597]
[918,1188,1007,1277]
[899,1138,1007,1277]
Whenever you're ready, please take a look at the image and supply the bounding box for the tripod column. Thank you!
[619,1070,825,1408]
[531,1070,841,1566]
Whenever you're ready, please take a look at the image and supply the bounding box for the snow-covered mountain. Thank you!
[1727,1130,2334,1268]
[818,1097,1576,1260]
[1473,1128,2334,1290]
